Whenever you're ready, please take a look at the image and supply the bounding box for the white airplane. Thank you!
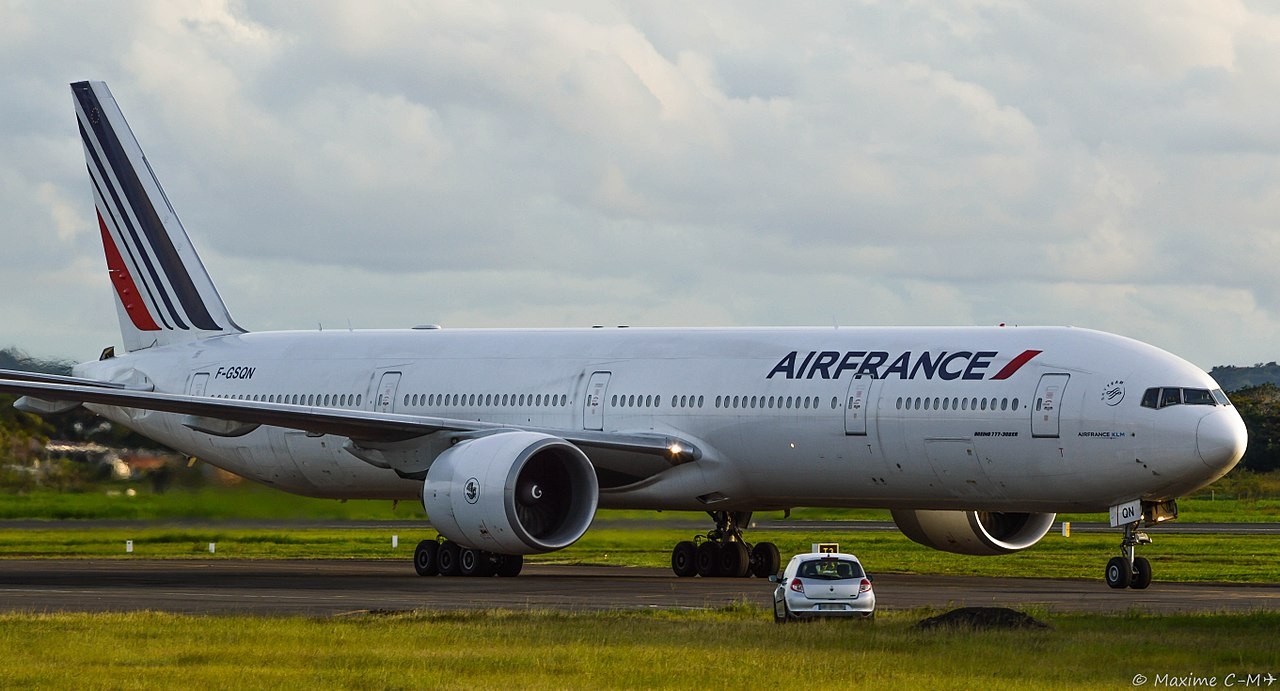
[0,81,1247,589]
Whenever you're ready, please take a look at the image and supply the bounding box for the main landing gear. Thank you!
[414,538,524,578]
[670,511,781,578]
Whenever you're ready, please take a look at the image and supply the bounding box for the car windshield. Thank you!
[798,558,863,580]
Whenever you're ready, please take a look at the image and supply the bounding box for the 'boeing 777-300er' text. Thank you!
[0,82,1247,589]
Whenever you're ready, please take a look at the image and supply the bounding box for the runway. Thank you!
[0,559,1275,616]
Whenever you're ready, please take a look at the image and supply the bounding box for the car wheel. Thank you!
[1105,556,1131,589]
[772,597,789,623]
[1130,556,1152,590]
[413,540,439,577]
[695,541,721,577]
[671,541,697,577]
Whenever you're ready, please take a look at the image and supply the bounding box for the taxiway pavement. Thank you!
[0,560,1275,616]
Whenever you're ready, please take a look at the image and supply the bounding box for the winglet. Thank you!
[71,81,245,351]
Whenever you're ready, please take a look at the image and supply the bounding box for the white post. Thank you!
[126,540,133,554]
[209,542,216,554]
[392,535,399,549]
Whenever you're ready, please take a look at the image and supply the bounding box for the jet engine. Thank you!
[891,509,1056,555]
[423,431,599,555]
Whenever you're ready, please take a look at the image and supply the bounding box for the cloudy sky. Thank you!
[2,1,1279,370]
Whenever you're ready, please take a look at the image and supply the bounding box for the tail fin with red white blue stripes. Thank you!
[71,81,244,352]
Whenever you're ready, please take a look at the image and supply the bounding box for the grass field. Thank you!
[0,479,1276,688]
[3,476,1280,523]
[1,524,1277,583]
[0,608,1276,689]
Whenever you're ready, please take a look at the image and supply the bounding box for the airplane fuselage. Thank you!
[76,324,1240,514]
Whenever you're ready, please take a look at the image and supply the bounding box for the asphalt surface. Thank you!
[0,559,1275,616]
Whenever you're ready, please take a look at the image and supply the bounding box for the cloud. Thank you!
[0,1,1278,370]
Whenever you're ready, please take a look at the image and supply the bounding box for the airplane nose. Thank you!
[1197,407,1248,471]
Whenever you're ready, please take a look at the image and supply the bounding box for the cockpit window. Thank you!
[1141,387,1231,410]
[1183,389,1214,405]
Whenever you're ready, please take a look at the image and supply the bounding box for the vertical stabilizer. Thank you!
[71,81,244,351]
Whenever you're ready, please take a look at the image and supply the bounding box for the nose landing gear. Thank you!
[670,511,781,578]
[1104,499,1175,590]
[1105,522,1152,590]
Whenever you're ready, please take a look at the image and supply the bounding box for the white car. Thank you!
[772,552,875,622]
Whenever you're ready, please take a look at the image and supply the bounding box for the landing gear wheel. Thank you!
[1130,556,1152,590]
[695,541,722,577]
[751,542,781,579]
[1105,556,1131,589]
[413,540,440,577]
[459,547,492,577]
[438,540,461,577]
[494,554,524,577]
[719,542,750,578]
[1108,518,1156,589]
[671,541,697,577]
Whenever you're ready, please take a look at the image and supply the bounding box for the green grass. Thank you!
[0,483,427,521]
[1,525,1277,583]
[0,608,1275,689]
[3,481,1279,524]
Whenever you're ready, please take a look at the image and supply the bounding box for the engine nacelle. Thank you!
[423,431,599,555]
[891,509,1056,555]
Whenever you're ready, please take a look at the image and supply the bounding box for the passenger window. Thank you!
[1160,388,1182,407]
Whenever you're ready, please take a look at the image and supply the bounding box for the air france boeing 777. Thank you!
[0,81,1247,589]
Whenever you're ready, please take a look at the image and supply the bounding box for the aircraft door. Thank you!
[188,372,210,397]
[583,371,611,431]
[375,372,402,413]
[1032,373,1069,438]
[844,376,877,435]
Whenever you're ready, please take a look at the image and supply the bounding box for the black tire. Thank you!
[773,598,789,623]
[459,548,493,577]
[413,540,440,577]
[1105,556,1131,589]
[695,541,722,577]
[495,554,524,577]
[719,541,750,578]
[438,540,461,577]
[751,542,781,579]
[1130,556,1152,590]
[671,541,697,577]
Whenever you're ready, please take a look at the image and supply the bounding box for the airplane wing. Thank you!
[0,372,701,467]
[0,369,140,389]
